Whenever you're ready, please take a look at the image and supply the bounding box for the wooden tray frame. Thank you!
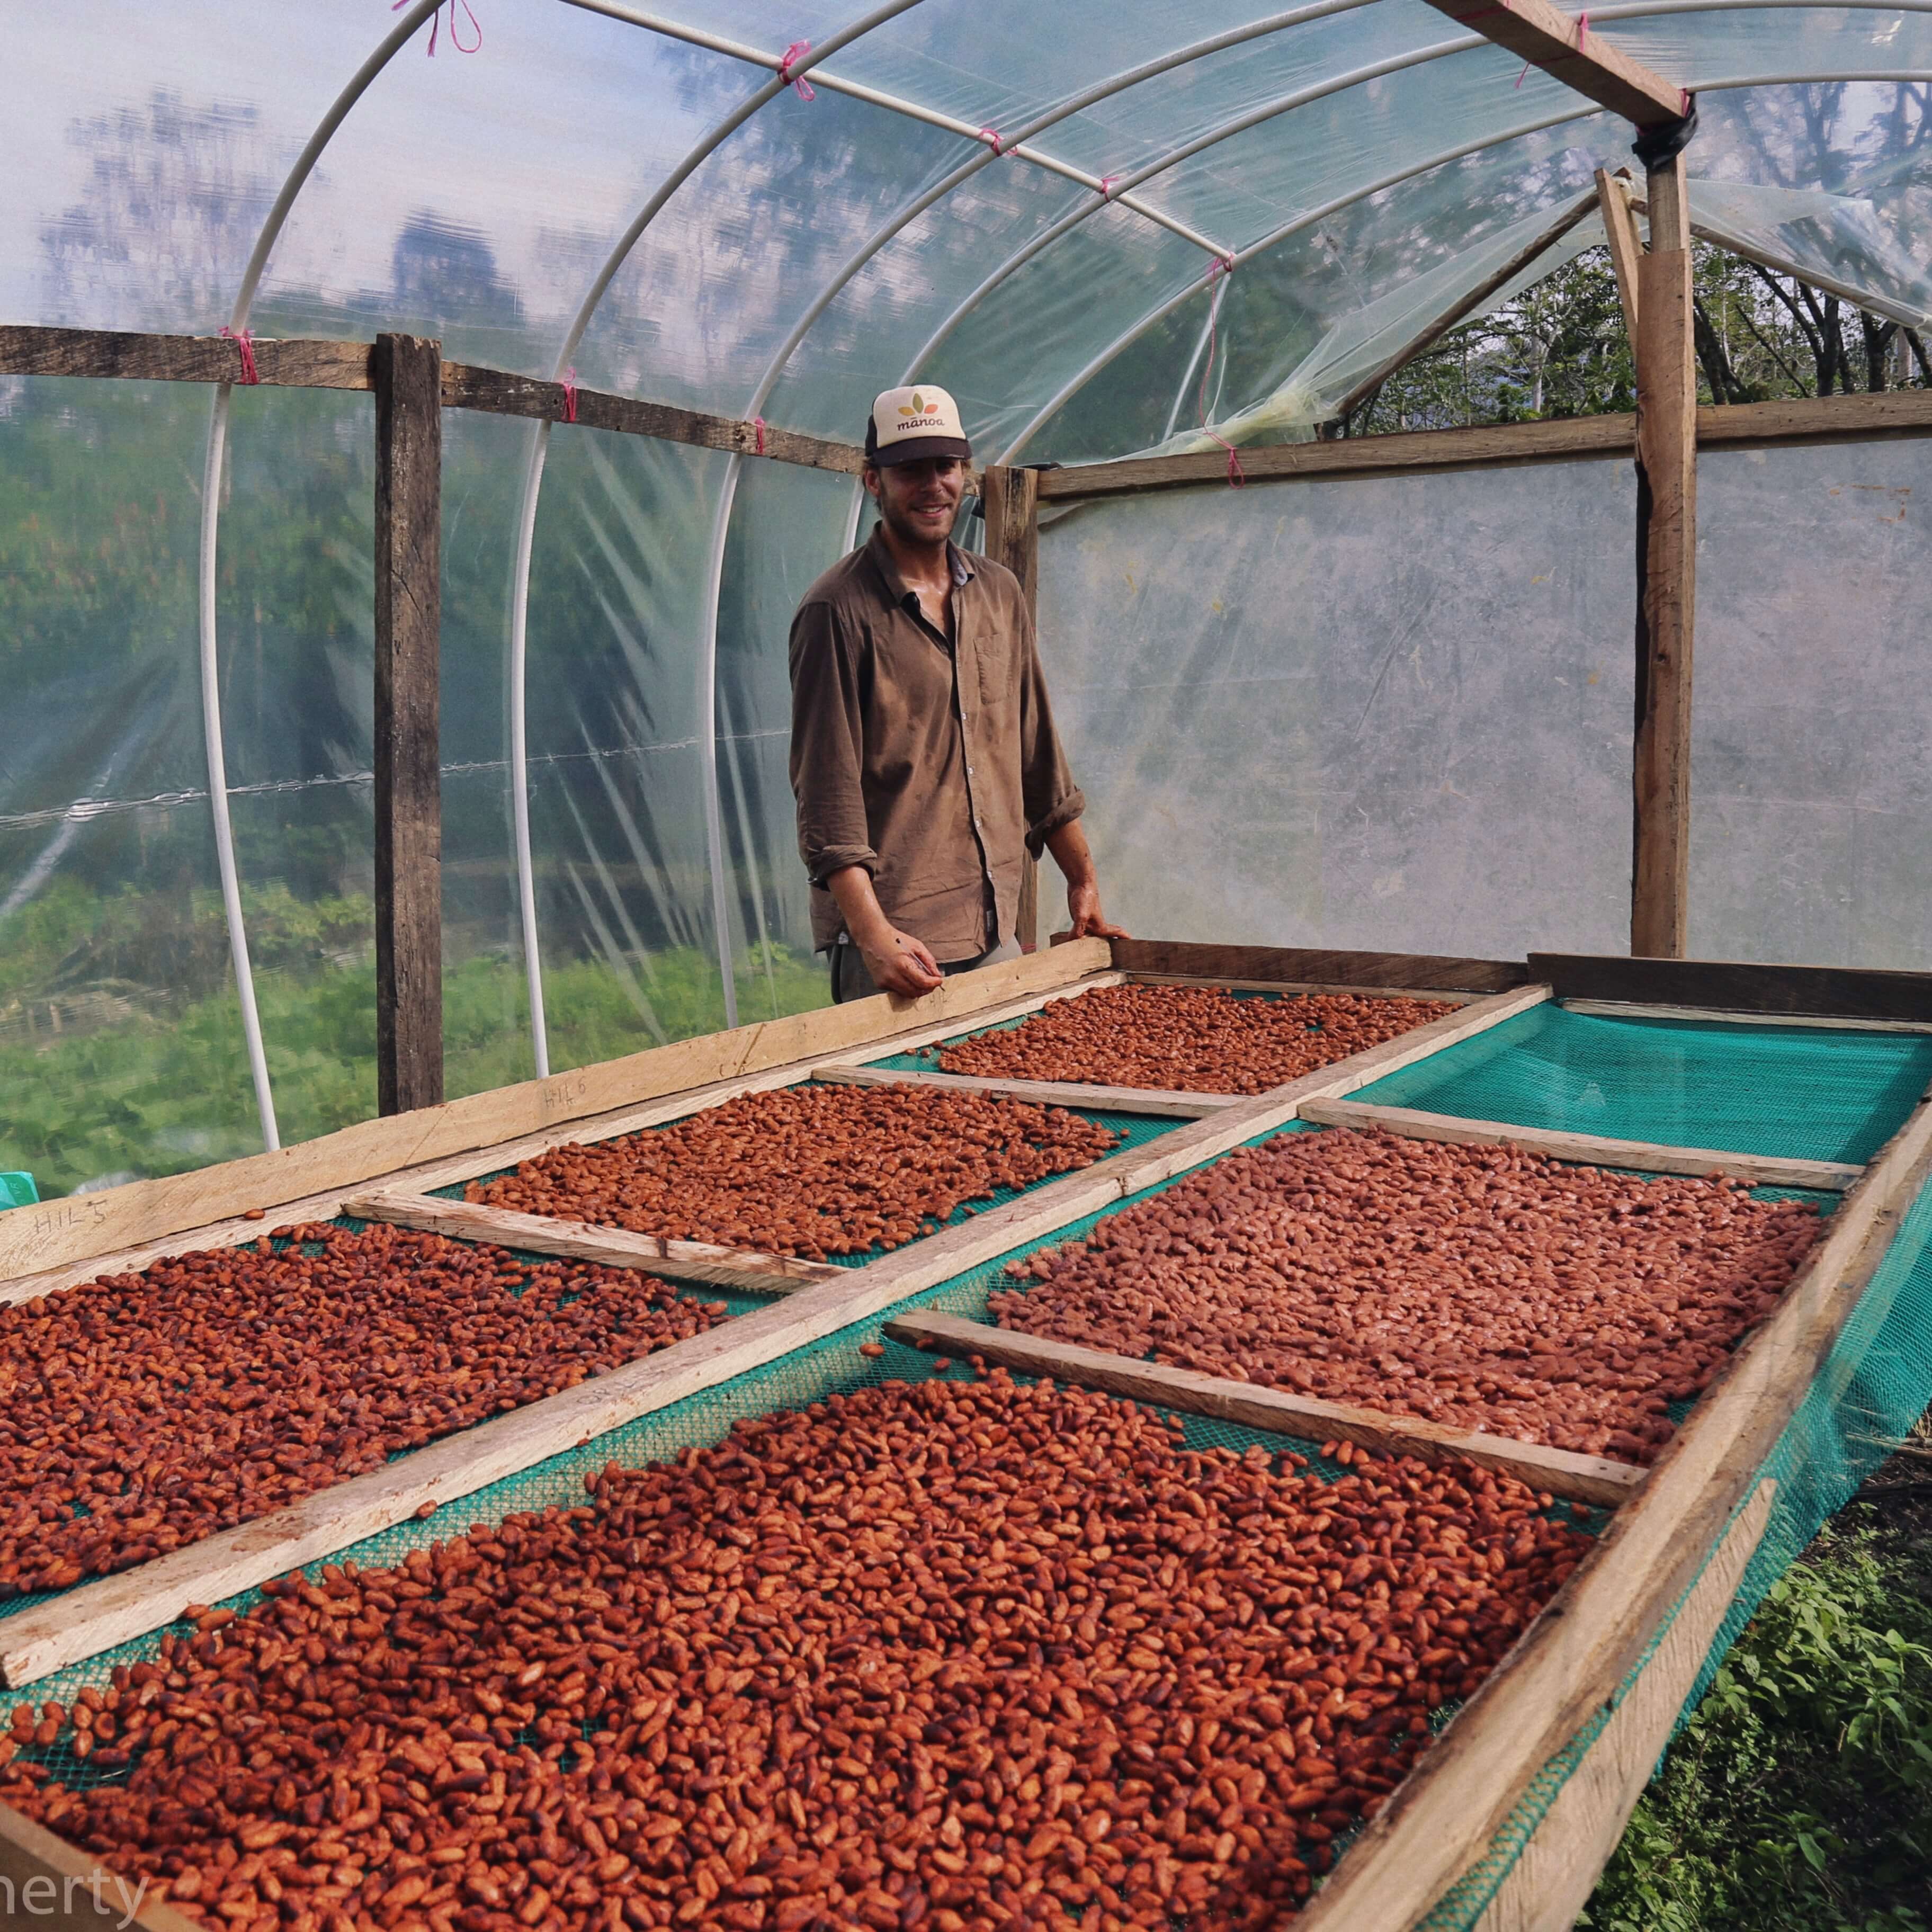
[0,938,1927,1932]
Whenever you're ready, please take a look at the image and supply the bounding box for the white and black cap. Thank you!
[864,384,972,467]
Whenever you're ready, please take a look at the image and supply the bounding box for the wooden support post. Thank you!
[1631,157,1697,959]
[981,464,1043,952]
[1595,167,1643,340]
[373,333,444,1115]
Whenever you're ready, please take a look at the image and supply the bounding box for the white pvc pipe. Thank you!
[994,45,1932,460]
[194,0,446,1152]
[915,0,1932,430]
[561,0,1234,259]
[507,0,926,1059]
[696,458,744,1029]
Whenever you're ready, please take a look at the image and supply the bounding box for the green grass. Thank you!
[1585,1512,1932,1932]
[0,880,828,1197]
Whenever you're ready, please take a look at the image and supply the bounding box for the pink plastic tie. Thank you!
[561,367,578,425]
[754,416,767,456]
[1516,11,1578,85]
[1099,174,1121,200]
[777,40,817,100]
[978,126,1006,156]
[219,326,259,386]
[393,0,481,56]
[1197,263,1245,488]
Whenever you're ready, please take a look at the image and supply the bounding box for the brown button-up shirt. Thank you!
[789,526,1085,961]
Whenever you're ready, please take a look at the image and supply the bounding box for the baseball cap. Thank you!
[864,384,972,468]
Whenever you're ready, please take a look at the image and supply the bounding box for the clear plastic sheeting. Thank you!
[1692,437,1932,969]
[8,4,1932,1193]
[1035,459,1636,960]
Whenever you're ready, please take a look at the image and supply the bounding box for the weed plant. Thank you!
[1587,1510,1932,1931]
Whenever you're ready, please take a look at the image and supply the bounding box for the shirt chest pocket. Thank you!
[974,639,1022,713]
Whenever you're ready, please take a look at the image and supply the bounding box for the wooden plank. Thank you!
[1292,1083,1932,1932]
[1328,193,1598,427]
[809,1063,1237,1116]
[1418,0,1688,124]
[1530,952,1932,1024]
[1036,390,1932,505]
[344,1191,846,1294]
[1563,998,1932,1035]
[1298,1096,1863,1189]
[1596,167,1644,341]
[1037,415,1638,499]
[1696,387,1932,450]
[837,971,1127,1061]
[0,980,1544,1686]
[982,464,1044,953]
[372,333,444,1116]
[1471,1479,1777,1932]
[1631,153,1698,961]
[0,977,1130,1310]
[0,940,1113,1285]
[0,324,373,390]
[1108,940,1527,993]
[886,1312,1646,1509]
[1127,974,1490,1004]
[439,362,862,474]
[0,1794,202,1931]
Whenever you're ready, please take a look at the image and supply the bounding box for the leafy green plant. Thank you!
[0,879,828,1197]
[1585,1520,1932,1932]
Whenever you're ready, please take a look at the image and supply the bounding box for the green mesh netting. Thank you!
[1355,1005,1932,1165]
[1412,1161,1932,1932]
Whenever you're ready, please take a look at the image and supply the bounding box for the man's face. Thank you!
[866,455,967,549]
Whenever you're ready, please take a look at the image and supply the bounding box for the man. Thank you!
[789,384,1123,1002]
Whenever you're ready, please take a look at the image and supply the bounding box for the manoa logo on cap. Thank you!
[868,384,971,465]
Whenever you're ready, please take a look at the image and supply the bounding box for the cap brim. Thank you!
[871,435,972,468]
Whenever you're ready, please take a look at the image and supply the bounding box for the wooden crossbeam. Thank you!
[343,1192,846,1295]
[887,1312,1645,1508]
[1298,1096,1863,1189]
[0,326,864,475]
[809,1064,1237,1116]
[1420,0,1688,125]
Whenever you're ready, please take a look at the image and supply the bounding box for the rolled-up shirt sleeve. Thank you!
[1015,599,1086,857]
[789,597,879,885]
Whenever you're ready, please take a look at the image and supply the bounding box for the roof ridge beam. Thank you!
[1420,0,1690,123]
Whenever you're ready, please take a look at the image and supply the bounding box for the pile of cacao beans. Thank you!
[938,988,1455,1095]
[0,1223,721,1598]
[992,1128,1822,1462]
[3,1371,1589,1932]
[470,1086,1120,1261]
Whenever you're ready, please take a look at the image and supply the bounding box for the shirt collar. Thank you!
[865,524,976,616]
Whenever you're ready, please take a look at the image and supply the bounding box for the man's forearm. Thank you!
[826,865,893,945]
[1043,819,1098,889]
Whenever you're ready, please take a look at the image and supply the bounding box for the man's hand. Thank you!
[826,864,945,996]
[1043,821,1128,941]
[858,925,945,997]
[1065,879,1128,941]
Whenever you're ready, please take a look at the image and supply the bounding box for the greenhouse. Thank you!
[5,2,1932,1928]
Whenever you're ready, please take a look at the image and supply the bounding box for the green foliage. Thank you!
[1585,1520,1932,1932]
[1354,243,1930,436]
[0,882,827,1198]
